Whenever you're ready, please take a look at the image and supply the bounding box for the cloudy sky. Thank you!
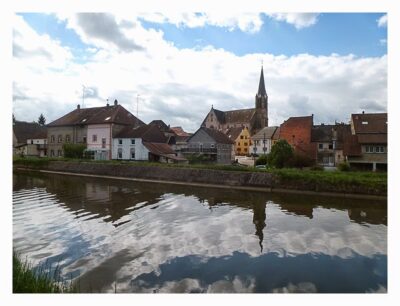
[13,12,387,132]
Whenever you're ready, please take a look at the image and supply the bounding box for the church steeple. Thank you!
[253,65,269,133]
[257,65,267,97]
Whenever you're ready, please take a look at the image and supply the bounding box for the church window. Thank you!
[240,136,244,139]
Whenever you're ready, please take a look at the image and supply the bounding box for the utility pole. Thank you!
[263,132,266,154]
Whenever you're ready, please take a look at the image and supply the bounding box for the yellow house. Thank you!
[226,127,252,156]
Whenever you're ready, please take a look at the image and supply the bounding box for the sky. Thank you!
[12,12,387,132]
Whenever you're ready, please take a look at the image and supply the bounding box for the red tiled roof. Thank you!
[143,142,176,155]
[351,113,387,134]
[170,126,190,137]
[47,104,144,127]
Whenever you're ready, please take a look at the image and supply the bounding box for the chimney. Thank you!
[362,110,365,114]
[114,99,118,106]
[77,104,80,110]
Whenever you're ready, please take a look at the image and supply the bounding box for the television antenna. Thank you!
[82,85,86,108]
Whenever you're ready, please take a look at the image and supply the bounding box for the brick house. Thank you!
[279,115,316,162]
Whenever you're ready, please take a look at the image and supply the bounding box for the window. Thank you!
[57,150,62,157]
[50,135,55,143]
[244,142,248,146]
[118,139,123,145]
[237,148,241,152]
[58,135,62,143]
[30,140,33,144]
[102,138,106,149]
[375,146,385,153]
[83,136,87,143]
[328,144,333,150]
[50,150,54,157]
[210,114,213,122]
[237,142,240,146]
[319,143,323,149]
[131,139,135,145]
[210,144,215,148]
[362,121,368,125]
[66,135,71,143]
[92,134,97,142]
[240,135,244,139]
[244,148,247,152]
[130,148,135,159]
[117,148,122,159]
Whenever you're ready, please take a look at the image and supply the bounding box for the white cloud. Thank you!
[140,12,264,33]
[13,13,387,133]
[267,13,320,29]
[377,14,387,27]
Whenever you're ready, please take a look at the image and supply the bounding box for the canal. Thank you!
[12,171,387,293]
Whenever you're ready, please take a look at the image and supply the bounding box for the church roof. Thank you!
[257,66,267,96]
[224,108,255,124]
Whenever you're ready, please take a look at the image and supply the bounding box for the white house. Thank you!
[84,99,143,160]
[250,126,278,156]
[112,124,187,163]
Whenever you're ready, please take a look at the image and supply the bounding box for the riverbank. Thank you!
[13,158,387,199]
[13,251,77,293]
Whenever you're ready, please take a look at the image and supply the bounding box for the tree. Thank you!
[267,139,294,168]
[38,113,46,126]
[255,154,268,166]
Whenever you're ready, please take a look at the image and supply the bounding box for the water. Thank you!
[12,171,387,293]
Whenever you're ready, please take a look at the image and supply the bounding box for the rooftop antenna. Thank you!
[82,85,86,108]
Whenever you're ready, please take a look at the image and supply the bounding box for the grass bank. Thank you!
[13,157,387,196]
[13,251,78,293]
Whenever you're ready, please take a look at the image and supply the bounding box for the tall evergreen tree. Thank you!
[38,113,46,126]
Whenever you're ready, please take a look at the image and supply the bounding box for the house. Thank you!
[279,115,316,162]
[112,124,187,163]
[250,126,278,156]
[183,127,235,164]
[311,123,351,166]
[201,66,268,135]
[13,121,47,157]
[344,112,387,171]
[46,100,143,159]
[225,126,252,156]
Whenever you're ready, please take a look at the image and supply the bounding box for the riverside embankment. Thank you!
[13,159,387,199]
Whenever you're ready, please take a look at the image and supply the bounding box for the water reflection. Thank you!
[13,171,387,293]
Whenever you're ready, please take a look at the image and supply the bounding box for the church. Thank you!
[201,66,269,136]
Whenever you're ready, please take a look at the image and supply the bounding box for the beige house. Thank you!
[250,126,278,156]
[47,100,143,158]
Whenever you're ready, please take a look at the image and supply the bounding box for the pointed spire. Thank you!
[257,65,267,96]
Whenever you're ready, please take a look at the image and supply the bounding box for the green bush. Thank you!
[310,165,324,171]
[287,152,315,169]
[63,144,86,159]
[255,154,268,166]
[268,139,294,168]
[338,162,351,171]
